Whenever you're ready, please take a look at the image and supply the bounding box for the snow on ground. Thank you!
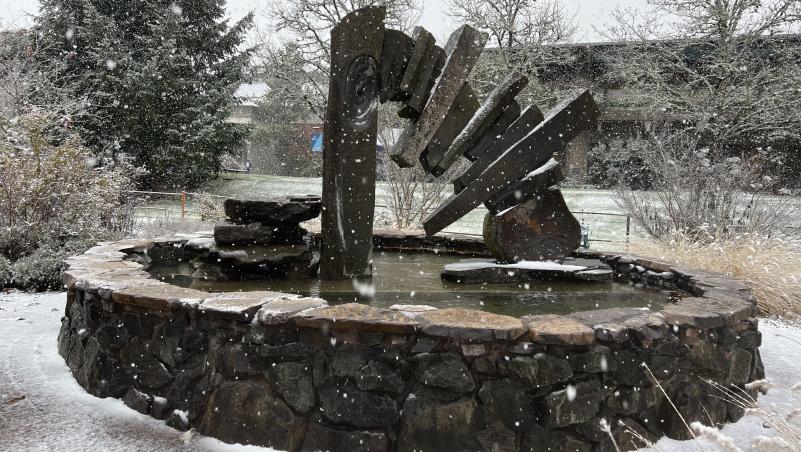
[0,291,277,452]
[1,290,800,451]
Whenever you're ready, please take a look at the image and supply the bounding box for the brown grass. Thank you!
[629,233,801,319]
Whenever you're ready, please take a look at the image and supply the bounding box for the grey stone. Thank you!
[256,296,327,326]
[151,396,172,420]
[212,342,263,378]
[397,26,436,103]
[270,362,316,414]
[521,423,592,452]
[397,395,485,452]
[213,220,305,245]
[454,104,545,193]
[379,29,416,103]
[197,380,306,450]
[612,350,649,387]
[420,82,480,172]
[401,43,445,117]
[318,381,398,428]
[484,159,565,215]
[479,378,536,431]
[538,380,604,427]
[391,25,489,168]
[417,353,475,393]
[466,100,521,164]
[122,387,152,415]
[416,308,526,341]
[571,345,616,373]
[476,424,517,452]
[606,386,658,416]
[300,422,388,452]
[355,360,406,395]
[422,89,600,235]
[483,188,581,263]
[319,7,385,279]
[223,197,321,224]
[430,72,528,173]
[120,338,174,390]
[500,353,572,389]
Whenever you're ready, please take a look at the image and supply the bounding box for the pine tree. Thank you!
[34,0,253,189]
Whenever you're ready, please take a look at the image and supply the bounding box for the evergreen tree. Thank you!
[34,0,253,189]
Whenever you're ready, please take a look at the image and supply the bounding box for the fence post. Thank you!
[626,215,631,244]
[180,191,186,219]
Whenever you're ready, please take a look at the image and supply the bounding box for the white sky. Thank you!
[0,0,647,43]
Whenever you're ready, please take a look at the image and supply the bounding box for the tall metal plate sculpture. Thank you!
[319,8,386,279]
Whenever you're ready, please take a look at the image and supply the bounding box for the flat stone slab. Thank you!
[523,315,595,345]
[380,28,416,103]
[484,158,564,215]
[422,89,600,235]
[416,308,526,341]
[391,25,488,168]
[294,303,418,333]
[112,285,208,311]
[257,296,328,325]
[214,244,313,266]
[224,197,321,225]
[441,259,587,284]
[661,297,753,329]
[213,220,305,246]
[200,291,286,322]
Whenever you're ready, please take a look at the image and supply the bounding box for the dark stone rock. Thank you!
[500,353,572,389]
[572,345,616,373]
[538,380,603,428]
[611,350,649,387]
[270,362,316,414]
[151,396,172,420]
[484,159,564,215]
[330,347,368,377]
[657,378,728,440]
[466,100,521,164]
[737,330,762,349]
[259,341,319,360]
[318,381,398,428]
[521,423,592,452]
[223,197,321,225]
[484,188,581,263]
[479,378,536,431]
[214,220,305,245]
[396,26,436,103]
[355,360,406,395]
[166,409,191,431]
[119,338,174,390]
[430,72,528,173]
[319,7,385,279]
[729,348,753,385]
[606,386,658,416]
[454,104,545,193]
[420,82,480,172]
[417,353,475,393]
[197,380,306,450]
[300,422,388,452]
[401,43,445,117]
[212,342,264,378]
[473,355,497,376]
[397,395,486,452]
[422,89,600,235]
[380,29,416,103]
[476,424,517,452]
[391,25,489,168]
[122,387,152,415]
[602,418,659,451]
[410,336,439,354]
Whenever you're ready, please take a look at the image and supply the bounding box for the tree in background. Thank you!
[257,0,422,119]
[446,0,577,102]
[602,0,801,188]
[34,0,253,189]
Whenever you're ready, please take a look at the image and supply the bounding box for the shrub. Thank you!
[587,138,654,190]
[11,246,69,292]
[0,255,12,288]
[0,113,135,260]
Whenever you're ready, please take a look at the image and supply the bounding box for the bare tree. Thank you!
[257,0,422,118]
[446,0,578,101]
[615,125,800,242]
[600,0,801,158]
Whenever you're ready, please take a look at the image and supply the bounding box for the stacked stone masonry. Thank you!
[59,233,764,452]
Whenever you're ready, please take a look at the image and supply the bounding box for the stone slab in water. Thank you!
[428,72,528,173]
[423,89,600,235]
[213,220,306,245]
[319,7,385,279]
[380,29,416,103]
[223,197,321,225]
[440,258,588,284]
[484,158,564,215]
[484,188,581,263]
[453,104,545,193]
[390,25,488,168]
[420,82,480,172]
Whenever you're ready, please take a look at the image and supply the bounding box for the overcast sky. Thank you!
[0,0,646,43]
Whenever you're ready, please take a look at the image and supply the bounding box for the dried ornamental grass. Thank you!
[630,233,801,319]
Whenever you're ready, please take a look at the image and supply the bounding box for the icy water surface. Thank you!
[148,251,673,317]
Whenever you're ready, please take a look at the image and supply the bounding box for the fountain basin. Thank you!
[58,231,763,451]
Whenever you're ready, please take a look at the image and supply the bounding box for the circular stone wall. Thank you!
[58,233,764,451]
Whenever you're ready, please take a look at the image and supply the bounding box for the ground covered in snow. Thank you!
[1,290,800,451]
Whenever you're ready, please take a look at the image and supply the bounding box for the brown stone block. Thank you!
[416,308,526,341]
[112,285,207,311]
[524,314,595,345]
[294,303,418,333]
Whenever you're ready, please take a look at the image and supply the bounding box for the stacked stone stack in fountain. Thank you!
[185,196,322,280]
[319,7,601,278]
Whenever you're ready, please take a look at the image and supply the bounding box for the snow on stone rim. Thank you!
[442,258,588,273]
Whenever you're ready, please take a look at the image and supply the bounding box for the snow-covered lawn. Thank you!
[1,290,800,451]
